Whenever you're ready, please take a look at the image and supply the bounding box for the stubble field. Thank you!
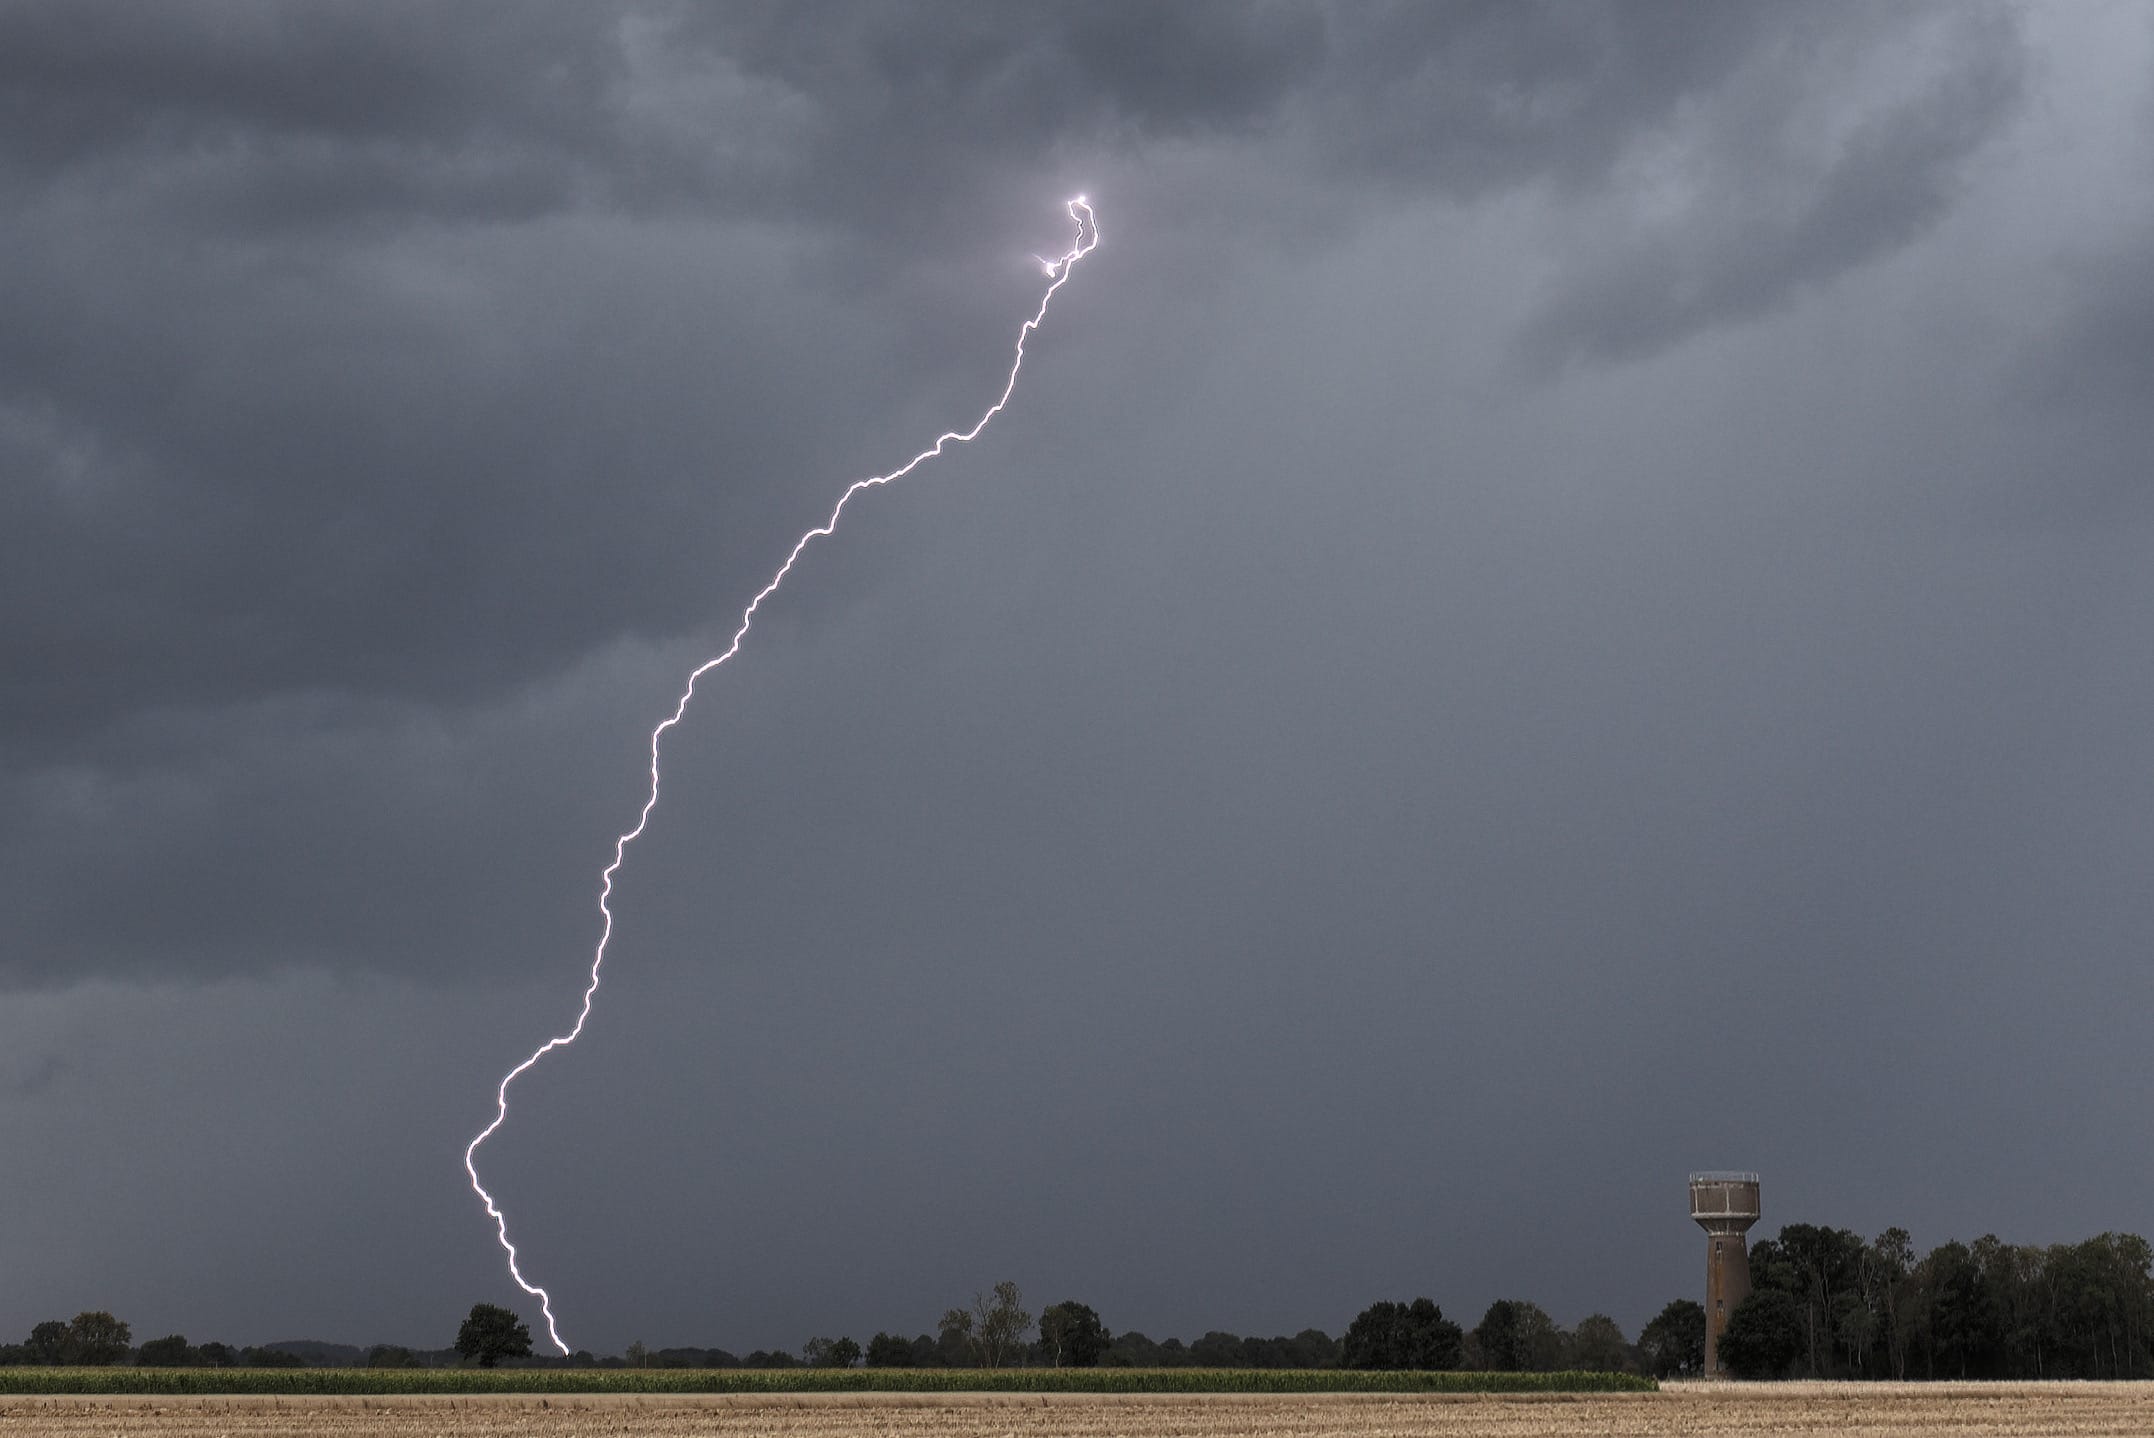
[3,1383,2149,1438]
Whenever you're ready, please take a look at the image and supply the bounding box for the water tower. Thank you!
[1689,1171,1760,1375]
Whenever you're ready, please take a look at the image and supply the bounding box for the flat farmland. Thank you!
[3,1384,2150,1438]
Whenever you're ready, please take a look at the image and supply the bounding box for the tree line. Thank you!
[1713,1225,2154,1380]
[469,1287,1659,1375]
[0,1286,1648,1375]
[0,1312,309,1370]
[11,1223,2147,1379]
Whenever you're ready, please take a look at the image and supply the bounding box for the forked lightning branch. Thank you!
[463,199,1100,1354]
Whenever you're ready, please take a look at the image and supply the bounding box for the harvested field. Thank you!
[2,1383,2149,1438]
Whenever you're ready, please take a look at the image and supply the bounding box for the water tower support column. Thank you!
[1688,1171,1761,1376]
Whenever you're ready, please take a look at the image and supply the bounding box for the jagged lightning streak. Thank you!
[465,198,1099,1354]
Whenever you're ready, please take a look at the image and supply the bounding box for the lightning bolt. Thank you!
[464,198,1099,1355]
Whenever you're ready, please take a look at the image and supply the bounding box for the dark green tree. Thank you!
[1037,1301,1110,1367]
[1287,1329,1341,1368]
[936,1307,975,1366]
[1103,1330,1164,1367]
[455,1303,533,1368]
[1344,1299,1462,1370]
[136,1334,195,1367]
[1344,1302,1403,1368]
[239,1346,305,1368]
[1871,1227,1917,1379]
[1719,1290,1804,1379]
[1568,1313,1633,1373]
[24,1322,71,1365]
[1402,1299,1464,1369]
[366,1345,421,1368]
[2037,1232,2154,1379]
[65,1312,132,1366]
[864,1332,914,1367]
[1472,1300,1523,1370]
[1915,1239,1995,1379]
[1637,1299,1706,1378]
[1772,1223,1871,1377]
[802,1335,860,1367]
[1188,1331,1245,1366]
[1471,1299,1560,1371]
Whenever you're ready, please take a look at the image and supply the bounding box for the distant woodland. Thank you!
[7,1224,2149,1379]
[1715,1226,2154,1380]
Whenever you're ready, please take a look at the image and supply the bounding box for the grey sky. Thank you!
[4,1,2152,1357]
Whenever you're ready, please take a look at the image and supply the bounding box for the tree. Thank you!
[1514,1302,1565,1371]
[136,1334,195,1367]
[1344,1298,1463,1370]
[1637,1300,1706,1378]
[954,1281,1032,1368]
[455,1303,533,1368]
[1472,1301,1522,1370]
[239,1346,305,1368]
[366,1345,421,1368]
[1103,1330,1163,1367]
[1037,1301,1110,1367]
[1471,1299,1560,1371]
[1343,1303,1402,1368]
[66,1312,132,1366]
[1402,1299,1465,1369]
[937,1307,975,1366]
[1916,1239,1996,1379]
[1719,1290,1804,1379]
[864,1332,915,1367]
[803,1336,859,1367]
[1188,1331,1247,1367]
[24,1321,71,1365]
[1872,1227,1917,1380]
[1770,1223,1870,1378]
[1286,1329,1340,1368]
[1569,1314,1633,1373]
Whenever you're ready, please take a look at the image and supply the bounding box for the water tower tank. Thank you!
[1689,1171,1760,1375]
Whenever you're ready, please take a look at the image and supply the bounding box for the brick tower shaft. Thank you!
[1689,1172,1761,1375]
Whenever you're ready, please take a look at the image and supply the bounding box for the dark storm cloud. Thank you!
[1520,6,2027,368]
[669,0,1324,218]
[1305,1,1774,193]
[0,0,1325,768]
[0,0,2067,994]
[0,3,624,226]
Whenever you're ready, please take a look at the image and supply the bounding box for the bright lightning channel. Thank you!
[464,198,1099,1355]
